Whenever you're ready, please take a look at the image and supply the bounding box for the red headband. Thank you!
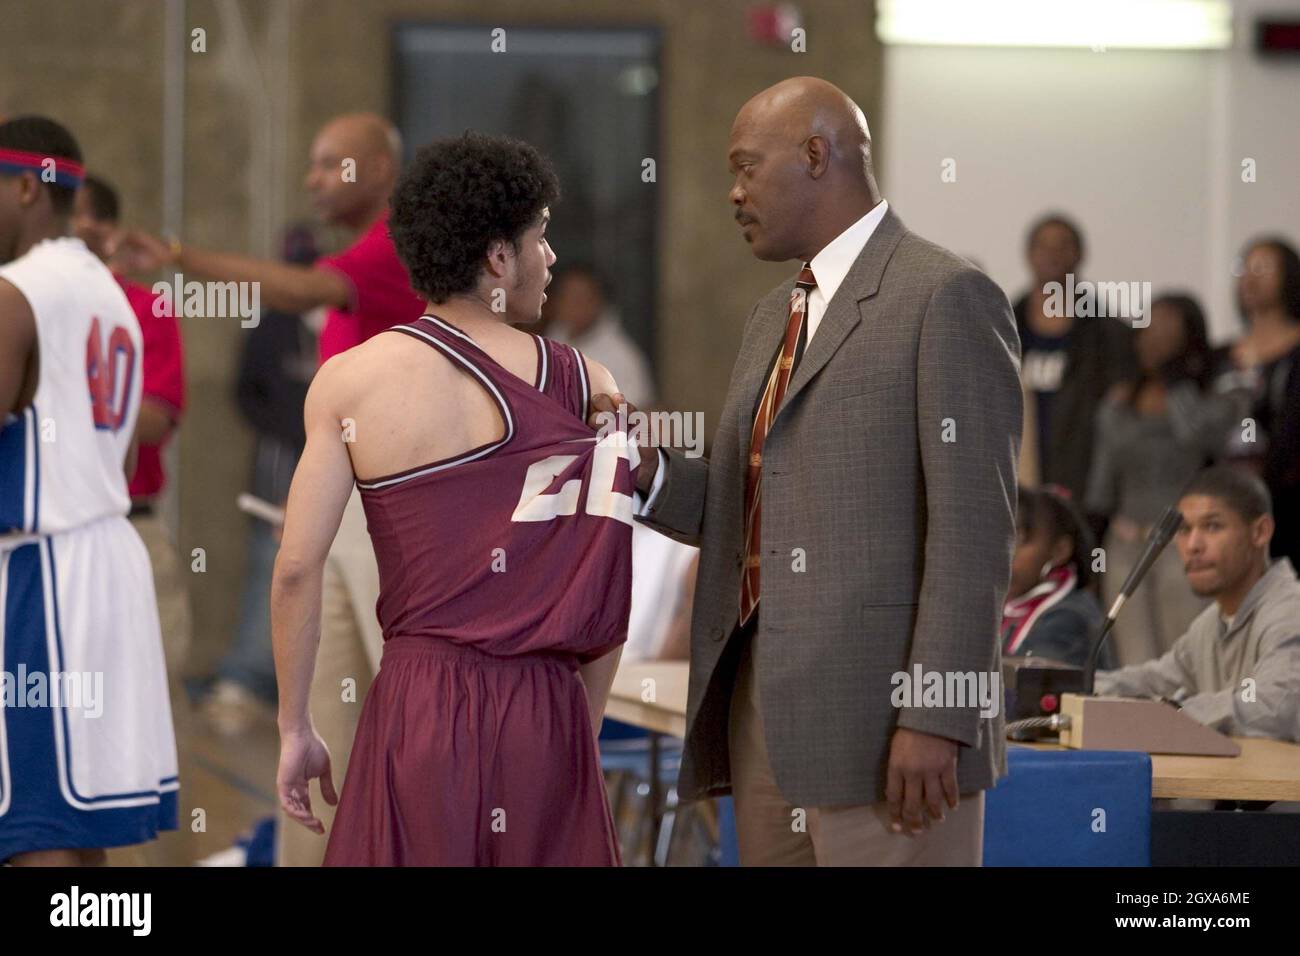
[0,147,85,189]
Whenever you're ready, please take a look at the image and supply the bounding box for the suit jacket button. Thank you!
[710,626,725,641]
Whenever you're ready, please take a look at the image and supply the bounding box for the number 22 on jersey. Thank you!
[512,434,640,526]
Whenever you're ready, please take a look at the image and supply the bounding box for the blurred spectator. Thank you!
[1013,214,1136,507]
[72,175,191,689]
[1220,237,1300,571]
[624,525,698,661]
[544,264,656,408]
[1002,485,1109,669]
[203,225,321,734]
[1085,293,1231,664]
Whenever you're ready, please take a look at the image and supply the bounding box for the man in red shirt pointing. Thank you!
[115,112,423,363]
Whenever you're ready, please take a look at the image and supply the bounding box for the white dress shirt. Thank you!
[637,199,889,512]
[803,199,889,341]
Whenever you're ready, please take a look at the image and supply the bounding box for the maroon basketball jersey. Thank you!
[355,315,637,662]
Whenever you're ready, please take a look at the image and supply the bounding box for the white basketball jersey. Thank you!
[0,237,142,540]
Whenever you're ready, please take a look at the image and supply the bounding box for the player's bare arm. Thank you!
[271,356,357,833]
[111,229,351,315]
[585,355,619,435]
[0,277,37,414]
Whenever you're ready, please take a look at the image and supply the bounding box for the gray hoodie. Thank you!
[1095,558,1300,742]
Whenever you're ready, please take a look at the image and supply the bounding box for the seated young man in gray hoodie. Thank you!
[1095,465,1300,742]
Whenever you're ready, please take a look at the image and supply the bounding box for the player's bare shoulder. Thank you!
[304,336,390,421]
[0,275,35,330]
[322,328,452,395]
[0,277,38,413]
[581,353,620,400]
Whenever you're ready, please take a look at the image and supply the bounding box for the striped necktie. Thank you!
[739,262,816,626]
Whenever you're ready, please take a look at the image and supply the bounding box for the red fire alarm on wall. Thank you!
[746,3,804,47]
[1257,19,1300,55]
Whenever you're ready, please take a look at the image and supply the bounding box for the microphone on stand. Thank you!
[1082,503,1185,694]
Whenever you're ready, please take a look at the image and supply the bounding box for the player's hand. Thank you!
[587,390,631,432]
[277,726,338,834]
[588,391,658,494]
[109,229,176,275]
[885,726,960,836]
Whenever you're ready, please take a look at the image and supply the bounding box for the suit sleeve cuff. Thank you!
[895,707,980,749]
[634,449,668,517]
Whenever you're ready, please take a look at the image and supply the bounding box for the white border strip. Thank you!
[535,334,549,391]
[571,345,590,416]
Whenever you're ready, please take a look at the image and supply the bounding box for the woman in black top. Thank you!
[1013,215,1137,513]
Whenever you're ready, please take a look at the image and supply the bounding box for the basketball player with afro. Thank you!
[272,132,638,865]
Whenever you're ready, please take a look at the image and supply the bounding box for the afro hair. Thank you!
[389,131,560,303]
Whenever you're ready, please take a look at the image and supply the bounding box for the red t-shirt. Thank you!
[315,212,426,363]
[118,275,186,499]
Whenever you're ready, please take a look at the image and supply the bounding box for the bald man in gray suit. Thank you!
[592,77,1021,865]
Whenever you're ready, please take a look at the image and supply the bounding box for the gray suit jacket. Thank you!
[639,208,1022,806]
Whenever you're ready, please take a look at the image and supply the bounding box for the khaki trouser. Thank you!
[728,632,985,866]
[125,509,194,865]
[277,489,379,866]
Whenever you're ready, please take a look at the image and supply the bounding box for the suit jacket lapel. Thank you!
[733,207,910,475]
[780,207,908,410]
[736,286,793,482]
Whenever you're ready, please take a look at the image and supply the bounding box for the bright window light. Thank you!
[876,0,1233,50]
